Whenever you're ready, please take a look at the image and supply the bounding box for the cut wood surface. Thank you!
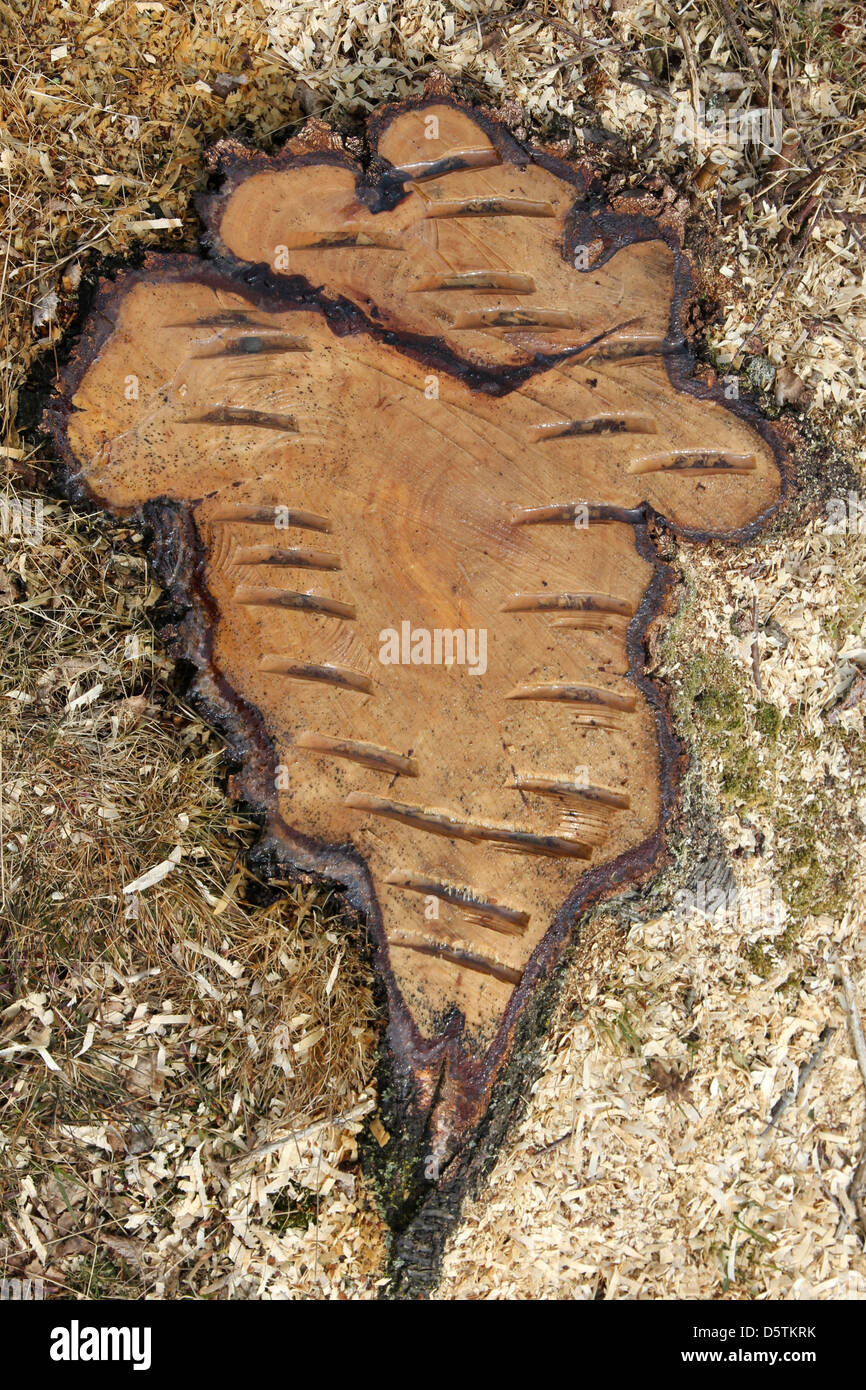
[48,97,788,1181]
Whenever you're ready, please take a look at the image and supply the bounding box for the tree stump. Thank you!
[45,94,791,1291]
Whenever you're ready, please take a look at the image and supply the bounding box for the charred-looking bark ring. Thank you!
[45,93,791,1294]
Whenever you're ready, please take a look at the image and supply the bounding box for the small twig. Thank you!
[532,1128,574,1156]
[662,1,700,125]
[751,595,764,697]
[229,1097,375,1168]
[840,964,866,1089]
[714,0,866,255]
[838,964,866,1235]
[808,317,866,352]
[811,191,866,257]
[786,135,866,192]
[759,1023,834,1137]
[816,1144,859,1240]
[850,1146,866,1237]
[714,0,771,98]
[0,739,5,910]
[491,7,679,105]
[733,204,822,363]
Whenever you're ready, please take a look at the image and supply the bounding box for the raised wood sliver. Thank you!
[47,95,788,1202]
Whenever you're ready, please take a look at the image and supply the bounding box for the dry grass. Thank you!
[0,497,383,1297]
[0,0,864,1298]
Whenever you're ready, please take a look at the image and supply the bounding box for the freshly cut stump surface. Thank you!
[47,97,789,1216]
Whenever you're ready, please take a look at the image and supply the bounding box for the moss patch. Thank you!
[669,644,856,958]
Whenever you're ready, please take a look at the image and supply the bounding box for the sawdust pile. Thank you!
[440,908,866,1298]
[441,510,866,1298]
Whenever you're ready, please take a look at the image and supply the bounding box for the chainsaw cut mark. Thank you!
[209,507,332,531]
[411,271,537,294]
[502,592,635,618]
[505,682,636,712]
[193,335,310,358]
[234,587,356,619]
[288,227,406,251]
[258,660,374,693]
[391,937,524,988]
[345,793,593,859]
[233,545,341,570]
[529,413,658,441]
[396,148,502,181]
[420,194,557,219]
[297,733,418,777]
[628,451,757,475]
[513,778,631,810]
[386,872,530,935]
[181,406,298,432]
[510,502,646,526]
[452,308,575,330]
